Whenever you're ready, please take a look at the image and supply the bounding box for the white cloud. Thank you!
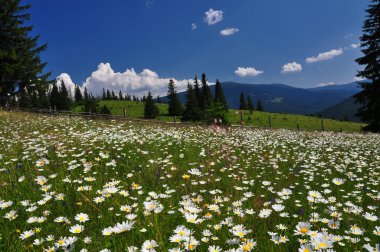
[76,63,192,97]
[55,73,78,98]
[235,67,264,77]
[191,23,197,30]
[220,28,239,36]
[306,48,343,63]
[204,9,223,25]
[281,62,302,73]
[316,82,335,87]
[354,76,365,81]
[351,43,360,49]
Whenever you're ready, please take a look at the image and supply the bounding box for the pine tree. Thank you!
[49,82,59,110]
[193,75,202,109]
[106,89,111,100]
[214,79,228,111]
[74,85,83,102]
[167,79,182,116]
[239,92,247,110]
[83,87,89,101]
[0,0,50,107]
[354,0,380,132]
[200,73,213,111]
[247,95,254,113]
[37,87,49,108]
[100,104,111,114]
[256,99,264,111]
[118,90,123,100]
[111,90,117,100]
[59,81,71,110]
[156,95,161,103]
[144,91,159,119]
[182,82,201,121]
[102,88,106,100]
[18,87,30,108]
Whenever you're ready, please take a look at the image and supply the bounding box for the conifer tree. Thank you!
[167,79,182,116]
[106,89,111,100]
[183,82,201,121]
[74,85,83,102]
[49,82,59,110]
[111,90,117,100]
[18,87,30,108]
[118,90,123,100]
[354,0,380,132]
[0,0,50,106]
[239,92,247,110]
[102,88,106,100]
[247,95,254,114]
[256,99,264,111]
[144,91,159,119]
[59,81,71,110]
[37,88,49,108]
[214,79,228,111]
[200,73,213,111]
[83,87,89,101]
[193,75,202,109]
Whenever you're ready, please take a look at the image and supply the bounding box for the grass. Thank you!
[0,110,379,251]
[74,100,365,132]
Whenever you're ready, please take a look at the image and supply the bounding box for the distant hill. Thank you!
[162,82,361,115]
[318,96,362,122]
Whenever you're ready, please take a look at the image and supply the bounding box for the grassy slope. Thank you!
[73,100,365,132]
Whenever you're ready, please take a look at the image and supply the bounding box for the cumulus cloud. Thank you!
[220,28,239,36]
[204,9,223,25]
[351,43,360,49]
[55,73,78,98]
[191,23,197,30]
[281,62,302,73]
[306,48,343,63]
[235,67,264,77]
[76,63,192,97]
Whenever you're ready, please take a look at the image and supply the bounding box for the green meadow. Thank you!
[0,111,379,251]
[74,100,365,132]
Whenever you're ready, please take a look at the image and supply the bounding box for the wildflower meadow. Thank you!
[0,111,379,252]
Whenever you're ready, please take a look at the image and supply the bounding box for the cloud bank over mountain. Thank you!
[56,63,193,97]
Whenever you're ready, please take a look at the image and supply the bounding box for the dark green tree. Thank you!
[83,87,89,101]
[118,90,124,100]
[247,95,254,114]
[182,82,201,121]
[37,87,49,108]
[101,88,106,100]
[193,75,202,108]
[18,87,30,108]
[354,0,380,132]
[74,85,83,102]
[167,79,182,116]
[59,81,71,110]
[100,104,111,114]
[49,82,60,110]
[0,0,50,106]
[200,73,213,111]
[106,89,111,100]
[256,99,264,111]
[214,79,228,111]
[144,91,159,119]
[239,92,247,110]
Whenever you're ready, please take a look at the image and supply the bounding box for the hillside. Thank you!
[73,100,365,132]
[161,82,361,115]
[319,96,362,122]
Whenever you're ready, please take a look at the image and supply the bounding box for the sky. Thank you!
[24,0,368,96]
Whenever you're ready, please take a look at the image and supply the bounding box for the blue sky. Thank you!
[24,0,367,95]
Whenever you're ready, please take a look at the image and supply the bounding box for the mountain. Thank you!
[318,96,362,122]
[163,82,361,115]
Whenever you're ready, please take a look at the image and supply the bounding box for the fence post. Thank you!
[268,115,272,128]
[124,109,126,117]
[174,115,176,123]
[297,123,300,131]
[240,111,243,124]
